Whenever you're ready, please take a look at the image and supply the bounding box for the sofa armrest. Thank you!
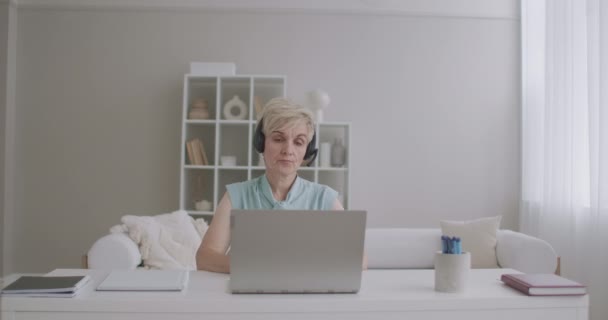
[87,233,141,269]
[496,230,558,273]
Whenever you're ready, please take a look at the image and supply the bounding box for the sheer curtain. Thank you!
[521,0,607,319]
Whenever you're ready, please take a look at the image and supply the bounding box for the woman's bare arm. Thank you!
[196,193,232,273]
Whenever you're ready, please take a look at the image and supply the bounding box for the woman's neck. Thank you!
[265,172,297,201]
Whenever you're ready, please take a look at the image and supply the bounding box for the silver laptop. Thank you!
[229,209,367,294]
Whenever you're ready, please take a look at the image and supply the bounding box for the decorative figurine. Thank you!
[189,98,210,120]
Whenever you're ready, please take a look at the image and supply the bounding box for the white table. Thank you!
[1,268,589,320]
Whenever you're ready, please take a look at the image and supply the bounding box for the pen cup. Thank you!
[434,251,470,293]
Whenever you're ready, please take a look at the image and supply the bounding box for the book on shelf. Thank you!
[500,273,587,296]
[186,140,196,165]
[189,139,204,165]
[1,275,91,298]
[187,138,208,165]
[196,138,209,165]
[96,269,189,291]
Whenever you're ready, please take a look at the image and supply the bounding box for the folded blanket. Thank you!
[110,210,208,270]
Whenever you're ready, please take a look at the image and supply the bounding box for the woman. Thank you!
[196,98,350,273]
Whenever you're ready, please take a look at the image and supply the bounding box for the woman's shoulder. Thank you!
[226,176,266,209]
[226,176,263,199]
[298,177,337,194]
[294,177,338,210]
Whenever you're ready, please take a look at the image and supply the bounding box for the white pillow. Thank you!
[120,210,208,270]
[440,216,502,268]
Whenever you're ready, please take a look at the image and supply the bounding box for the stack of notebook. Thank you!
[1,275,91,298]
[2,269,190,298]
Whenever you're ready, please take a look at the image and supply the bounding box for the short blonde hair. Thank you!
[258,97,315,141]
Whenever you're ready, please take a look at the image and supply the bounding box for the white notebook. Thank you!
[96,270,189,291]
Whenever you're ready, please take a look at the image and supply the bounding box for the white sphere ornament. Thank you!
[307,89,331,110]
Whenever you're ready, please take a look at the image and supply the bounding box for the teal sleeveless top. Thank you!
[226,174,338,210]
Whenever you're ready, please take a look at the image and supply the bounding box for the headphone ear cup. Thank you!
[253,120,265,153]
[305,148,318,167]
[303,131,318,163]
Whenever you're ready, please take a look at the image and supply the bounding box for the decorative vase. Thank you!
[330,138,346,167]
[223,95,247,120]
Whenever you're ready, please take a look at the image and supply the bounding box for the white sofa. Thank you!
[87,228,558,274]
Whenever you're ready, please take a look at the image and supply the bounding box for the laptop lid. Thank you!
[229,210,367,294]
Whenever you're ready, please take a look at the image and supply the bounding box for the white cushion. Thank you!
[87,233,141,269]
[120,210,208,270]
[365,228,441,269]
[440,216,502,268]
[496,229,558,273]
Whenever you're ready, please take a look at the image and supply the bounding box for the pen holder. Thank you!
[434,251,470,293]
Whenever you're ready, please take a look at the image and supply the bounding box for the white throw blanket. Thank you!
[110,210,208,270]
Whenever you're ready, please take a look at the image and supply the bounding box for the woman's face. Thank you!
[264,122,310,176]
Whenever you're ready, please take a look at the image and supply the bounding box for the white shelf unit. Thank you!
[180,75,351,216]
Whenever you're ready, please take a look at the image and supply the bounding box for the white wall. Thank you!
[7,1,520,273]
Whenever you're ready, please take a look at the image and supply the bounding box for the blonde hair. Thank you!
[258,97,315,141]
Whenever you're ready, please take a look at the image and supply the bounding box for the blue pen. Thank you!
[450,237,456,254]
[450,237,454,254]
[447,236,453,254]
[459,238,463,254]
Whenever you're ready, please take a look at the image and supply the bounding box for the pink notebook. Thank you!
[501,273,586,296]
